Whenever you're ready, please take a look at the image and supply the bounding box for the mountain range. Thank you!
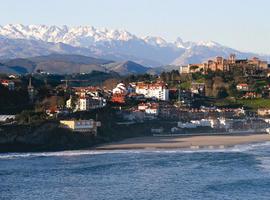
[0,54,150,75]
[0,24,269,70]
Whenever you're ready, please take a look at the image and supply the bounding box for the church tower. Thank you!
[28,77,35,103]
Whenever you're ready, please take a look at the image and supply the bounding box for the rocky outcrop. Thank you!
[0,122,98,152]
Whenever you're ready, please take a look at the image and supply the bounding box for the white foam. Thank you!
[1,141,270,160]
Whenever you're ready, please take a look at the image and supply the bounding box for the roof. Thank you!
[0,115,15,122]
[237,83,248,86]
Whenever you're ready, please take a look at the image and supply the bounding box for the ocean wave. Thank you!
[0,150,112,160]
[1,141,270,159]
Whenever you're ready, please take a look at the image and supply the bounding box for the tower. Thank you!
[28,77,35,103]
[229,54,236,64]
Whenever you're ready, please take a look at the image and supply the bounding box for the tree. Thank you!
[217,87,229,99]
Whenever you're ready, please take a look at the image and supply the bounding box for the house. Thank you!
[236,83,249,91]
[258,108,270,116]
[111,93,126,104]
[60,119,101,136]
[113,83,128,94]
[111,83,128,104]
[66,95,106,111]
[179,66,190,74]
[135,82,169,101]
[77,96,106,111]
[243,92,259,99]
[191,82,205,95]
[74,86,101,96]
[138,102,159,116]
[0,115,16,122]
[66,98,72,109]
[0,80,15,91]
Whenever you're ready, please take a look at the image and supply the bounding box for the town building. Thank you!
[66,95,106,112]
[190,82,205,95]
[77,96,106,111]
[138,102,159,116]
[178,119,215,129]
[242,92,260,99]
[60,119,101,136]
[111,93,126,104]
[179,65,190,74]
[28,77,35,103]
[0,115,16,122]
[0,80,15,91]
[236,83,249,91]
[111,83,129,104]
[258,108,270,116]
[112,83,128,95]
[135,82,169,101]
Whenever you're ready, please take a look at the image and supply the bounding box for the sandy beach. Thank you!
[96,134,270,150]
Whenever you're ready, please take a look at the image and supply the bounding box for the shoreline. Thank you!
[96,133,270,150]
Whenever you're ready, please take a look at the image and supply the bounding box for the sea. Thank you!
[1,143,270,200]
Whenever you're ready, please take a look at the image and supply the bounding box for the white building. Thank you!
[0,115,15,122]
[138,103,159,116]
[179,65,190,74]
[135,82,169,101]
[66,96,106,111]
[178,119,215,128]
[236,83,249,91]
[66,98,72,109]
[77,97,106,111]
[113,83,127,94]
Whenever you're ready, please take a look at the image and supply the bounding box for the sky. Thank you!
[0,0,270,54]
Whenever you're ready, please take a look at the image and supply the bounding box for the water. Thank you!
[1,143,270,200]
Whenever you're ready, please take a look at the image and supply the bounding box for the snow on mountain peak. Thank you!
[174,37,195,49]
[0,24,139,47]
[0,24,224,50]
[196,40,221,48]
[143,36,168,47]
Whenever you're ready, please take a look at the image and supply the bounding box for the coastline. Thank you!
[96,133,270,150]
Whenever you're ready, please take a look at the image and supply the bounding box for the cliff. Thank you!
[0,122,99,152]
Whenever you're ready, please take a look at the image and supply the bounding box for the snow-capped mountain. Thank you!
[0,24,139,47]
[0,24,268,68]
[0,24,220,49]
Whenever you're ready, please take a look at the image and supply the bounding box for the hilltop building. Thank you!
[180,54,268,74]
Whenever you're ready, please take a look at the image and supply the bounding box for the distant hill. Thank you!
[105,61,150,75]
[0,54,150,75]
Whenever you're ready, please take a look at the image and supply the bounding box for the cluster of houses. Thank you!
[111,81,169,103]
[2,54,270,136]
[65,81,169,112]
[66,86,107,112]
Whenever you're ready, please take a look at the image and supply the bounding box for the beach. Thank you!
[96,134,270,150]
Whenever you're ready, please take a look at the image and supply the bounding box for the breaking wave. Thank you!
[1,141,270,160]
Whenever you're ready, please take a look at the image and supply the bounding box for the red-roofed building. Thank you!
[0,80,15,91]
[236,83,249,91]
[135,82,169,101]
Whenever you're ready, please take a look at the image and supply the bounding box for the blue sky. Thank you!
[1,0,270,54]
